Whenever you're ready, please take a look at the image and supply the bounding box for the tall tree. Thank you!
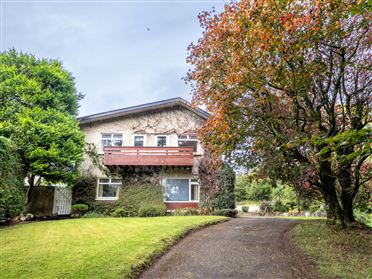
[0,50,85,207]
[187,0,371,226]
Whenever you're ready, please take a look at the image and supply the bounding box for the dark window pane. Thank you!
[178,140,197,152]
[98,184,118,197]
[191,184,199,201]
[134,136,144,147]
[157,136,167,147]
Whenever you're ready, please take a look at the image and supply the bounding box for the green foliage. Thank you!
[353,210,372,228]
[71,204,89,216]
[138,205,166,217]
[259,201,274,216]
[241,206,249,213]
[172,207,205,216]
[235,174,251,201]
[246,179,272,201]
[72,175,96,207]
[111,208,126,218]
[0,50,84,190]
[205,164,236,210]
[309,200,326,213]
[91,202,117,215]
[116,184,165,217]
[211,209,238,218]
[0,137,24,220]
[273,199,289,213]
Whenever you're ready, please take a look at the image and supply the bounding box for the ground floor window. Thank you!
[164,178,199,202]
[96,178,121,200]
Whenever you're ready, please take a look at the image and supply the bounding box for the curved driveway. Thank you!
[140,217,315,279]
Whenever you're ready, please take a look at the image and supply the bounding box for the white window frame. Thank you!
[177,135,199,153]
[132,134,146,147]
[163,177,200,203]
[101,133,123,152]
[155,135,168,147]
[96,178,121,201]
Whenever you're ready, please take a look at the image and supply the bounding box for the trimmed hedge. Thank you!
[115,184,166,217]
[0,137,24,220]
[138,205,166,217]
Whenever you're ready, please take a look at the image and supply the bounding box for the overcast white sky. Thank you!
[1,0,225,116]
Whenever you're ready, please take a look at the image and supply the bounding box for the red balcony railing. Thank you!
[103,146,194,166]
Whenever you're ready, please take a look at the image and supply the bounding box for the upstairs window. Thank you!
[101,133,123,150]
[134,135,145,147]
[178,134,198,152]
[156,135,167,147]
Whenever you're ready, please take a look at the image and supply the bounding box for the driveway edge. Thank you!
[131,217,230,279]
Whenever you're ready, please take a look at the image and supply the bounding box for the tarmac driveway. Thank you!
[140,217,315,279]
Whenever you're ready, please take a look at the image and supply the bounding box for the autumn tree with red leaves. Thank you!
[186,0,371,226]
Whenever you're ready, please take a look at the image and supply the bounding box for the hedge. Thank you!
[0,137,24,220]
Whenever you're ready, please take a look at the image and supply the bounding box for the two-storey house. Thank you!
[78,97,209,210]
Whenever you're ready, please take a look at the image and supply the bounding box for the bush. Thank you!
[71,204,89,217]
[0,137,25,220]
[259,201,273,216]
[111,208,127,217]
[72,175,96,208]
[116,184,165,217]
[173,207,203,216]
[247,179,272,201]
[241,206,249,213]
[354,209,372,227]
[92,202,117,216]
[138,205,166,217]
[201,164,236,211]
[273,199,289,213]
[212,209,238,217]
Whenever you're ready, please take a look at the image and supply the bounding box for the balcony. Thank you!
[103,146,194,166]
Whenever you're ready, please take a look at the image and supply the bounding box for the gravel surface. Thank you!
[140,217,317,279]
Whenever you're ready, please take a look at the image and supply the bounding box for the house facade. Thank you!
[78,98,209,210]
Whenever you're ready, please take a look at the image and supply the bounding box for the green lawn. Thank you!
[0,216,227,279]
[272,216,326,220]
[292,220,372,279]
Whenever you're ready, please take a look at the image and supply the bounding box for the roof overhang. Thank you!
[78,97,209,125]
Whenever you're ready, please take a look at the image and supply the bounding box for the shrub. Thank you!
[354,209,372,227]
[111,208,127,217]
[247,179,272,201]
[138,205,166,217]
[310,200,325,213]
[173,207,202,216]
[241,206,249,213]
[0,137,25,220]
[117,184,165,217]
[212,209,238,217]
[92,202,117,216]
[71,204,89,217]
[201,164,236,211]
[72,175,96,208]
[259,201,273,216]
[273,199,289,213]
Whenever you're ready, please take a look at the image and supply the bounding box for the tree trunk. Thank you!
[340,189,355,223]
[25,174,35,210]
[319,157,345,227]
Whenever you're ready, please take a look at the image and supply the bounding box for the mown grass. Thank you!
[292,220,372,279]
[0,216,227,279]
[272,216,326,220]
